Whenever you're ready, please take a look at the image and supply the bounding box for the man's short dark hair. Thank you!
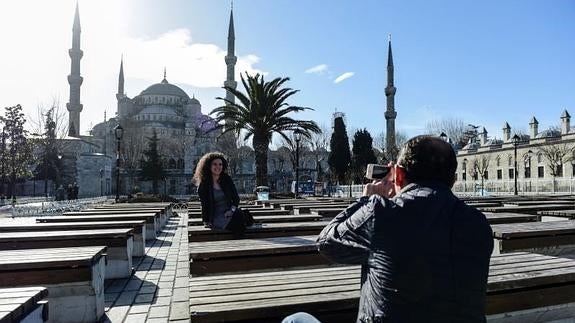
[396,135,457,186]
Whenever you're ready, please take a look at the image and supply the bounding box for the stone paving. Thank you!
[101,211,190,323]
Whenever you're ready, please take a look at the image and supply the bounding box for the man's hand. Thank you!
[224,210,233,218]
[362,166,395,198]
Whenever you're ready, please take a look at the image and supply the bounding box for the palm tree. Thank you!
[212,73,321,186]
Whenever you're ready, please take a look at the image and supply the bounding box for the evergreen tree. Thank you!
[33,108,62,194]
[351,128,378,183]
[3,105,33,198]
[140,130,166,194]
[328,116,351,183]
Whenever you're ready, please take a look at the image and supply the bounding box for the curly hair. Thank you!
[193,152,229,185]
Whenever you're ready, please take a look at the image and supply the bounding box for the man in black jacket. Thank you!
[316,135,493,323]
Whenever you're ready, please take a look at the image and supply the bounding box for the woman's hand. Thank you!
[224,210,233,218]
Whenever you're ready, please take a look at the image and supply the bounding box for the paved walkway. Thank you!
[102,212,190,323]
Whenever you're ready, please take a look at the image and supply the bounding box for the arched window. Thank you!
[508,155,513,167]
[495,156,501,167]
[537,153,543,164]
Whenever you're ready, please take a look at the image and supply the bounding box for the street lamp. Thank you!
[294,132,301,199]
[439,132,448,142]
[114,124,124,202]
[463,158,468,193]
[512,134,520,195]
[99,169,104,196]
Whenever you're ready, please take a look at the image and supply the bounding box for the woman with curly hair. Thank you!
[193,152,240,229]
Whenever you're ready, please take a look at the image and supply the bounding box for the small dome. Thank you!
[536,129,561,139]
[140,79,189,99]
[189,95,200,105]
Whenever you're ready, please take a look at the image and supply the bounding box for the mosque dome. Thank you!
[140,78,189,99]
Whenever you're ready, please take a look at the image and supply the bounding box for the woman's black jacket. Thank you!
[197,174,240,224]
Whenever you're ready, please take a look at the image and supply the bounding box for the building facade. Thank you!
[454,110,575,195]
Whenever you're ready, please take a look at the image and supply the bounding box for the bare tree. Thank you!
[538,143,575,177]
[374,130,409,163]
[216,133,252,176]
[472,155,490,179]
[425,117,469,148]
[28,97,68,140]
[279,131,312,172]
[120,120,147,192]
[308,124,330,180]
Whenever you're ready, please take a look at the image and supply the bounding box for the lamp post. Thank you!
[114,124,124,202]
[294,132,301,199]
[99,169,104,196]
[463,158,468,193]
[512,134,520,195]
[439,132,448,142]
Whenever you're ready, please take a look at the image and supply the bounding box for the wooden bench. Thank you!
[465,202,502,208]
[0,247,106,323]
[484,212,540,224]
[64,209,168,228]
[38,214,159,239]
[189,235,329,276]
[189,252,575,323]
[189,209,291,218]
[0,287,48,323]
[538,209,575,219]
[291,204,350,215]
[310,208,345,217]
[0,220,147,257]
[491,221,575,256]
[0,229,134,279]
[188,214,323,226]
[188,221,330,242]
[85,206,171,224]
[479,204,574,214]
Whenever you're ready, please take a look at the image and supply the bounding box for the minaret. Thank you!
[116,57,126,118]
[117,57,124,97]
[385,35,398,160]
[224,3,237,129]
[67,2,83,137]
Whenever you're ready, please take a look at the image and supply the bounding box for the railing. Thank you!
[6,196,110,217]
[326,179,575,198]
[327,184,365,198]
[453,178,575,196]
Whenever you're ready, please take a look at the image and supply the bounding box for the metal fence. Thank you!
[453,178,575,196]
[326,179,575,198]
[5,196,110,217]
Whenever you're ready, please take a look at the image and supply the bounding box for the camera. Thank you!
[365,164,391,180]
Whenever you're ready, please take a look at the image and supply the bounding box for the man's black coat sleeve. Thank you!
[316,196,384,265]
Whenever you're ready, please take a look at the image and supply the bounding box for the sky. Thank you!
[0,0,574,144]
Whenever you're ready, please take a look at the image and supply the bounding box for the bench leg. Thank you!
[20,302,46,323]
[45,256,106,323]
[145,224,157,240]
[132,231,146,257]
[105,238,134,279]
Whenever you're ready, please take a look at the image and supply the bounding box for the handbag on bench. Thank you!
[225,208,255,236]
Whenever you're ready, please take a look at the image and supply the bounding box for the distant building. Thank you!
[454,110,575,194]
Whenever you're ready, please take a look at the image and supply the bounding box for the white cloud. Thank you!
[305,64,328,74]
[334,72,354,84]
[123,29,265,88]
[0,0,265,135]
